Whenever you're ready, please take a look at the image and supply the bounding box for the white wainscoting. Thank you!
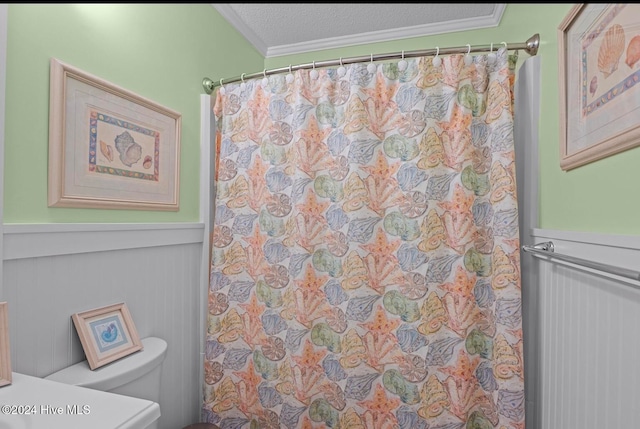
[528,228,640,429]
[3,223,206,429]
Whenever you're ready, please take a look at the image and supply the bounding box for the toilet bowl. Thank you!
[45,336,168,429]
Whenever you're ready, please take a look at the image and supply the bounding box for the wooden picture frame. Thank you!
[71,303,142,370]
[48,58,181,210]
[0,302,11,387]
[558,4,640,170]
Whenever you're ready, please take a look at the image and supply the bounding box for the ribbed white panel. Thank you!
[531,230,640,429]
[3,242,203,429]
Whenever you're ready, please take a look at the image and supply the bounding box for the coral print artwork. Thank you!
[561,3,640,170]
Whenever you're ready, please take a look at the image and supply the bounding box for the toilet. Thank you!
[44,336,168,429]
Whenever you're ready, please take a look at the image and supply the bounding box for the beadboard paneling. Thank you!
[3,231,204,429]
[529,229,640,429]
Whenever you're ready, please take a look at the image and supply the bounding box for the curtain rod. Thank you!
[202,33,539,94]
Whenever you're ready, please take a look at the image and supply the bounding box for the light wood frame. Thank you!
[559,4,640,170]
[0,302,11,387]
[71,302,142,370]
[48,58,181,210]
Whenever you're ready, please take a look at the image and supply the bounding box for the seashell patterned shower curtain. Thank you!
[204,48,525,429]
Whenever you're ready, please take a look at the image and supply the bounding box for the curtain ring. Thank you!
[286,64,294,83]
[263,69,267,78]
[501,41,508,49]
[337,57,346,77]
[433,46,442,67]
[240,73,245,82]
[488,42,497,64]
[398,50,408,71]
[464,43,473,66]
[368,53,376,72]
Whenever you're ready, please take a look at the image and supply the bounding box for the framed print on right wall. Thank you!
[558,3,640,170]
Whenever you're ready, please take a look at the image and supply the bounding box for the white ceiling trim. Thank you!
[267,4,506,58]
[213,4,506,59]
[213,4,268,55]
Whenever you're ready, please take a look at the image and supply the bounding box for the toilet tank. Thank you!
[45,337,168,404]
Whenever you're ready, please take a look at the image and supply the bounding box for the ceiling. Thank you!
[212,3,505,58]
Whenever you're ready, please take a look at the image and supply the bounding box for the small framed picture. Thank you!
[71,303,143,370]
[0,302,11,386]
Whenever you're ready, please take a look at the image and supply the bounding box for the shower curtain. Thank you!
[204,48,525,429]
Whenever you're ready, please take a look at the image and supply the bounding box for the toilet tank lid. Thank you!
[44,337,168,391]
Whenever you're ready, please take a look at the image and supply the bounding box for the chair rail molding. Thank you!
[3,223,205,260]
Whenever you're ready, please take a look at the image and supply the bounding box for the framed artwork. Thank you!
[558,3,640,170]
[0,302,11,387]
[48,58,181,210]
[71,303,143,370]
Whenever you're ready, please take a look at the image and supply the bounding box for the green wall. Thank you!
[266,3,640,235]
[4,4,263,223]
[6,4,639,234]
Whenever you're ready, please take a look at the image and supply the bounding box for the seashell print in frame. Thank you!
[48,58,181,210]
[559,4,640,170]
[70,302,143,370]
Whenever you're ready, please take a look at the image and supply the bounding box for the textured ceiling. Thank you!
[212,3,504,57]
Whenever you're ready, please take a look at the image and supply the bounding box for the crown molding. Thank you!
[266,4,506,58]
[212,4,268,56]
[212,4,506,59]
